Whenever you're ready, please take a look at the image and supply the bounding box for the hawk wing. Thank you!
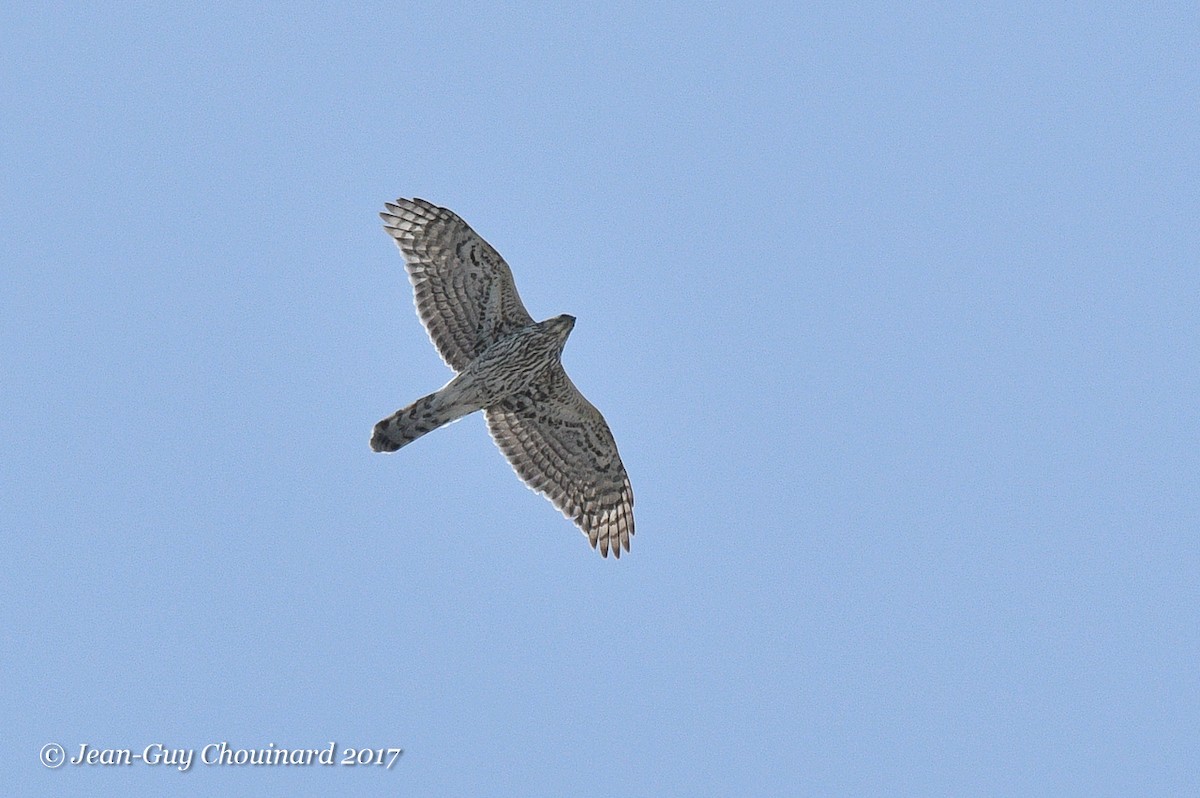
[485,366,635,558]
[381,198,535,372]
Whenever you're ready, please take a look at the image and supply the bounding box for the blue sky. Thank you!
[3,3,1197,795]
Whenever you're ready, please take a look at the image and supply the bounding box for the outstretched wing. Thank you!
[381,198,535,371]
[485,366,634,558]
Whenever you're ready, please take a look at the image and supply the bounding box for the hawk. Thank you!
[371,198,635,558]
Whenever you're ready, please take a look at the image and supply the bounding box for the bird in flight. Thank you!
[371,198,635,558]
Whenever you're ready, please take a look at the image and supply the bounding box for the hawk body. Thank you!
[371,315,575,451]
[372,198,634,558]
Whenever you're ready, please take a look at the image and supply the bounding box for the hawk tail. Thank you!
[371,391,460,452]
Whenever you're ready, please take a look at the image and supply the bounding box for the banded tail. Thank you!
[371,391,464,452]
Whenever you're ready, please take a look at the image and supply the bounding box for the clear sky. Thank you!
[4,3,1198,796]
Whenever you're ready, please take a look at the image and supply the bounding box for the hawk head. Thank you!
[543,314,576,348]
